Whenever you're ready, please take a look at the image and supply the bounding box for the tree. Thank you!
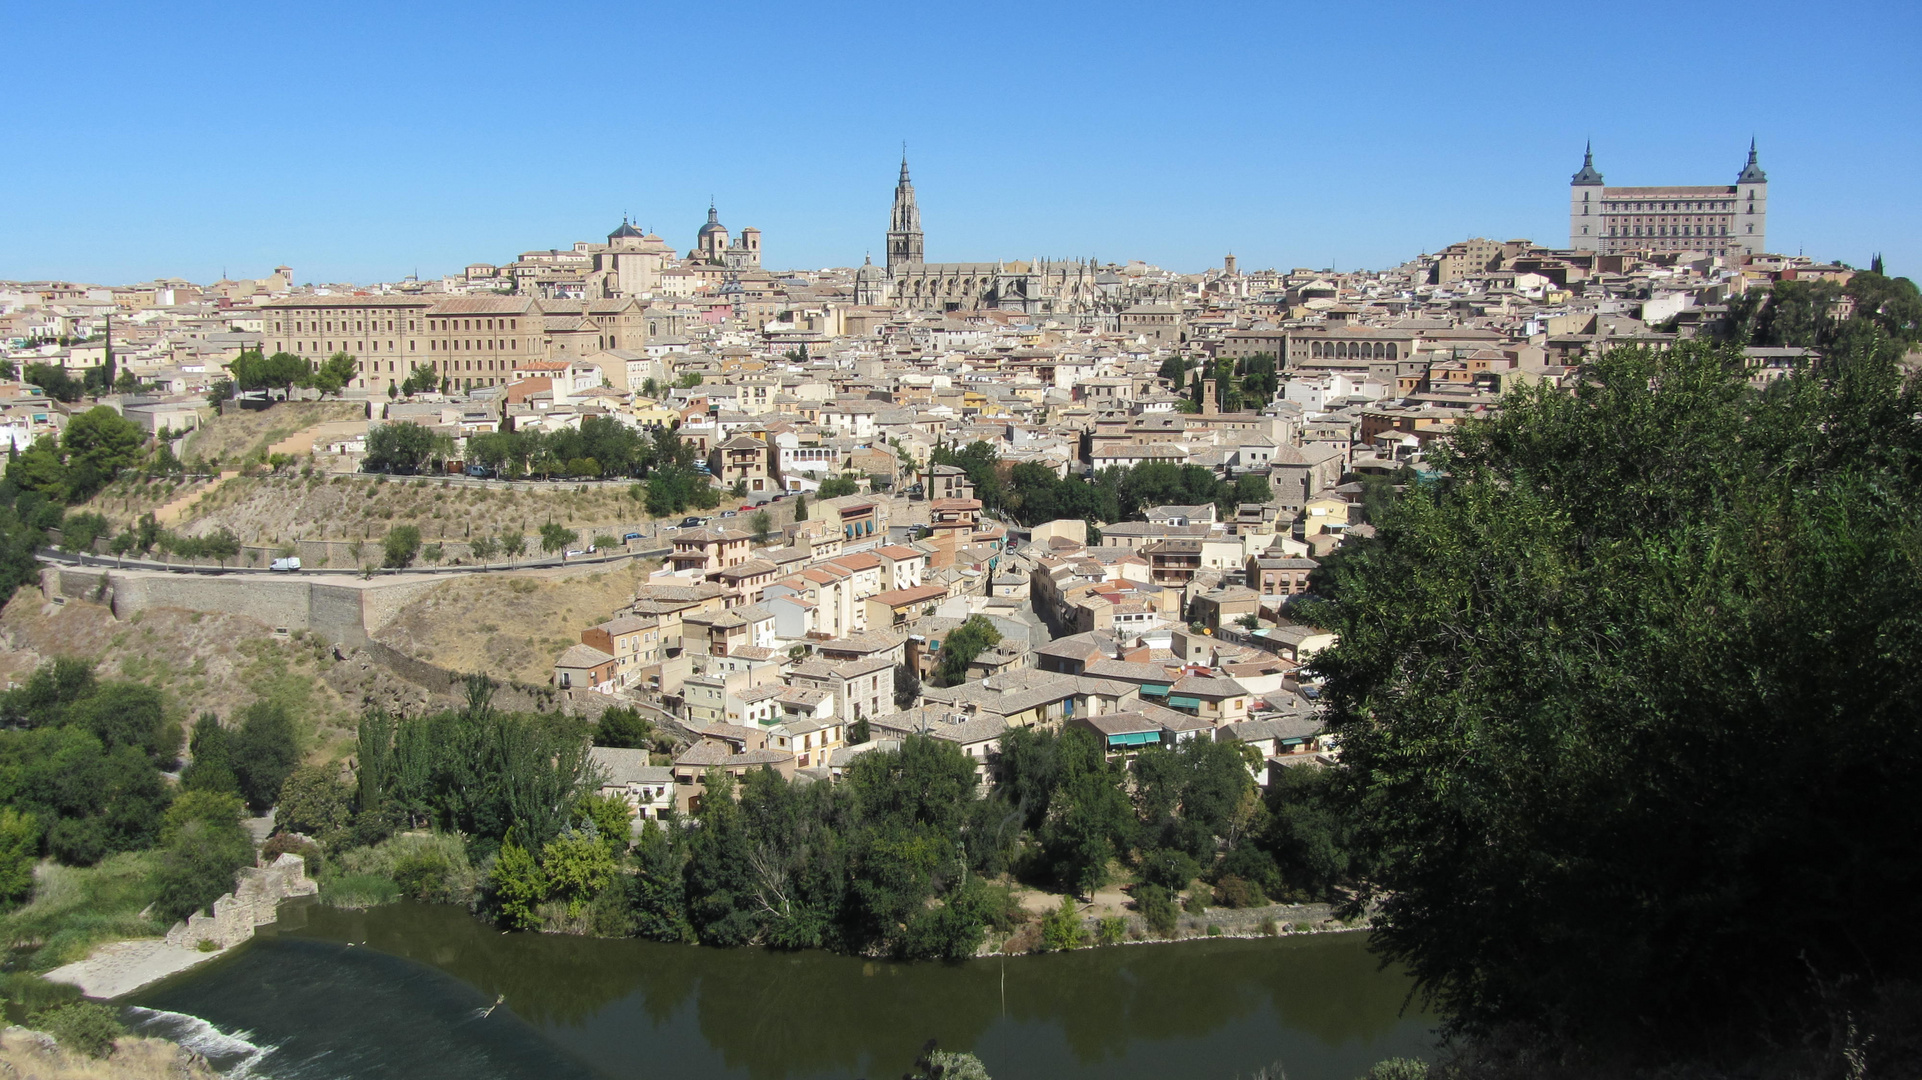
[792,494,808,521]
[400,366,439,397]
[383,524,422,568]
[749,510,772,541]
[363,421,445,474]
[310,352,358,395]
[934,616,1001,686]
[201,528,241,568]
[61,406,144,501]
[592,533,617,552]
[150,816,255,925]
[276,764,352,839]
[421,542,444,566]
[0,808,40,908]
[594,706,654,749]
[206,378,235,412]
[230,701,299,813]
[540,522,579,554]
[23,363,84,403]
[491,833,546,930]
[468,535,498,566]
[1311,340,1922,1055]
[818,475,858,498]
[499,531,526,560]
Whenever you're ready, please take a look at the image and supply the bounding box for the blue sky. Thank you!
[5,1,1918,284]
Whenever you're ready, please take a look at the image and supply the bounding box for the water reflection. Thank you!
[134,902,1433,1080]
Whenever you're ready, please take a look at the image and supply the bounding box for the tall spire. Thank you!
[1737,138,1767,184]
[887,149,924,270]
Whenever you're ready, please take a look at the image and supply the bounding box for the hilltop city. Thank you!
[0,141,1861,815]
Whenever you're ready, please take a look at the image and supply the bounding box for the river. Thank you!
[124,901,1434,1080]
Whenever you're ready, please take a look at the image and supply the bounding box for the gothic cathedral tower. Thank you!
[886,153,924,270]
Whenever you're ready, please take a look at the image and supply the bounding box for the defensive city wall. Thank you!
[39,564,445,644]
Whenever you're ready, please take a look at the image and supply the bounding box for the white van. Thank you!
[270,557,302,572]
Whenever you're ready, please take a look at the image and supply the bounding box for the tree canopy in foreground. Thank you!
[1309,337,1922,1060]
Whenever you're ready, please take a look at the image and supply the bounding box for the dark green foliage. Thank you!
[59,510,110,552]
[1250,764,1356,900]
[150,817,254,925]
[181,713,238,794]
[362,420,449,474]
[538,522,578,554]
[593,706,654,749]
[0,662,175,866]
[817,475,859,498]
[22,363,84,403]
[929,441,1004,509]
[1137,847,1200,893]
[1033,728,1133,897]
[275,764,352,840]
[354,681,597,856]
[0,808,40,907]
[1134,883,1178,937]
[29,1000,124,1058]
[231,702,299,813]
[933,615,1000,686]
[1130,738,1256,859]
[382,523,422,568]
[1311,338,1922,1054]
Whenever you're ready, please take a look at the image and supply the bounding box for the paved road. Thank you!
[37,545,672,577]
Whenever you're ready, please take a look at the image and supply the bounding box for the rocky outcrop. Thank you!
[164,854,317,950]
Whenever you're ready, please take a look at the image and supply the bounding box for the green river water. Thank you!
[122,901,1434,1080]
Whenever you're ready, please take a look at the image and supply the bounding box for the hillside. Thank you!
[180,400,366,464]
[371,560,651,684]
[0,591,440,761]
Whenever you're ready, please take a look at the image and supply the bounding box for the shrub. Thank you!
[1135,884,1178,938]
[29,1000,123,1058]
[1183,891,1208,916]
[1038,895,1086,952]
[1212,874,1268,909]
[150,819,254,925]
[1362,1059,1430,1080]
[260,833,323,876]
[230,701,299,813]
[276,765,352,841]
[1260,916,1279,936]
[320,873,400,909]
[1207,924,1222,936]
[333,833,475,905]
[1097,916,1127,946]
[593,706,654,749]
[0,808,41,908]
[1138,848,1201,893]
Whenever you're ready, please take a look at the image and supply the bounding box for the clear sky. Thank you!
[5,0,1918,285]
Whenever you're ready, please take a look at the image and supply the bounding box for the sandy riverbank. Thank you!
[43,939,228,1000]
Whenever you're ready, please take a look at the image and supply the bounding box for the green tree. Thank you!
[1311,340,1922,1053]
[383,523,422,568]
[934,615,1001,686]
[276,764,353,839]
[540,522,579,554]
[0,808,40,908]
[541,826,617,915]
[363,421,444,474]
[499,531,526,559]
[818,475,858,498]
[792,494,808,521]
[231,701,300,813]
[150,816,255,925]
[60,407,145,501]
[594,706,654,749]
[467,535,497,566]
[749,509,772,541]
[27,1002,124,1059]
[310,352,358,395]
[1039,894,1087,951]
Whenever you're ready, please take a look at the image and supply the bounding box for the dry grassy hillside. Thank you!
[167,473,656,546]
[373,561,650,684]
[0,593,430,762]
[180,400,365,463]
[0,1029,221,1080]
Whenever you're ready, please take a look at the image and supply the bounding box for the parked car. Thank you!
[465,465,491,478]
[564,549,585,559]
[680,517,704,528]
[719,510,738,518]
[622,532,643,542]
[270,557,302,572]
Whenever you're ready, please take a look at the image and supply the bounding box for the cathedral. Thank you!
[875,155,1105,315]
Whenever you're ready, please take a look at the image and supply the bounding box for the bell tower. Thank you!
[886,152,924,271]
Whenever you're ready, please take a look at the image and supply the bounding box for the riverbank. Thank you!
[0,1025,222,1080]
[42,939,226,1000]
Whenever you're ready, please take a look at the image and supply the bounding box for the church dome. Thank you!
[698,204,727,238]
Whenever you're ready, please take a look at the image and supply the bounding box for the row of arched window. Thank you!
[1611,225,1728,238]
[1310,340,1397,360]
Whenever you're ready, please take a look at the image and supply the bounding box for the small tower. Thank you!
[886,153,924,271]
[1569,141,1604,252]
[697,203,729,264]
[1734,139,1768,257]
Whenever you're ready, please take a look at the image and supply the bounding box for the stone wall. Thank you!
[165,854,318,950]
[37,566,441,647]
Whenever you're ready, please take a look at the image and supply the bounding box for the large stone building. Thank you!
[1568,141,1768,258]
[879,155,1104,315]
[692,204,761,270]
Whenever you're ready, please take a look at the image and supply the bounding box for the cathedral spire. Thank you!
[887,150,924,271]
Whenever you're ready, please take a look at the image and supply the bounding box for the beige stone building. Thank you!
[1569,141,1769,258]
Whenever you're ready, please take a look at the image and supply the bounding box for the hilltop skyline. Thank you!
[3,0,1918,284]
